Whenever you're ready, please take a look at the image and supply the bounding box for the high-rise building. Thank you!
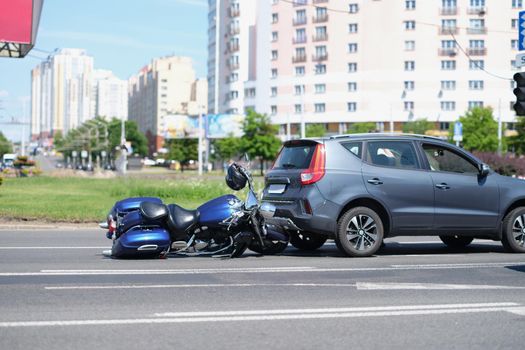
[92,69,128,121]
[128,55,207,153]
[31,48,94,140]
[208,0,520,137]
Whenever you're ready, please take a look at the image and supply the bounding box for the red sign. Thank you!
[0,0,43,57]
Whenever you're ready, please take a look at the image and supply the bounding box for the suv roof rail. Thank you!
[329,133,446,141]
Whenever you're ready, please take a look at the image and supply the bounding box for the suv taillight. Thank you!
[300,144,325,185]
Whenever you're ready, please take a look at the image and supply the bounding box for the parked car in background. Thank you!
[261,134,525,257]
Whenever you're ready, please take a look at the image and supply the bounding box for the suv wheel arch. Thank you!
[337,197,391,237]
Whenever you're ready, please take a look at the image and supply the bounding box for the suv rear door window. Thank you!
[422,144,478,174]
[273,144,316,169]
[341,142,362,158]
[366,141,419,169]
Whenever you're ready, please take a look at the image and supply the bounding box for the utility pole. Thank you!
[120,117,127,175]
[497,98,502,155]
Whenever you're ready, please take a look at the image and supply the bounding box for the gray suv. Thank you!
[261,134,525,257]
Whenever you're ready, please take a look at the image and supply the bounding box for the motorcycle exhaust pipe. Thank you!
[265,225,289,242]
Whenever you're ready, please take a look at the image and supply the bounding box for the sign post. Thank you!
[453,121,463,147]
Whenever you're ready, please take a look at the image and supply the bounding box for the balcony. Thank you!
[467,6,487,15]
[439,26,459,35]
[312,53,328,61]
[313,0,328,3]
[229,7,240,17]
[467,27,487,34]
[293,17,307,26]
[293,0,308,6]
[229,27,240,35]
[227,43,239,52]
[312,33,328,42]
[439,7,458,15]
[438,48,458,57]
[312,14,329,23]
[467,47,487,56]
[227,61,240,70]
[293,36,307,44]
[292,55,307,63]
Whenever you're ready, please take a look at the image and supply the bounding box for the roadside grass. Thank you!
[0,176,257,222]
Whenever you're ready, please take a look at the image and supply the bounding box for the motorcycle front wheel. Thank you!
[248,240,288,255]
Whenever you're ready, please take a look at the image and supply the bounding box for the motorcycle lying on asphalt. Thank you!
[100,162,289,258]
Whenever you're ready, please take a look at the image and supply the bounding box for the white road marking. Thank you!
[506,307,525,316]
[356,282,525,290]
[0,303,521,328]
[45,283,359,290]
[0,246,109,250]
[0,262,523,277]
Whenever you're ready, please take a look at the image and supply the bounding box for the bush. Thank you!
[0,176,3,187]
[473,152,525,177]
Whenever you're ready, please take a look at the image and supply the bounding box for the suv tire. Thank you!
[502,207,525,253]
[290,232,327,251]
[335,206,384,257]
[439,235,474,248]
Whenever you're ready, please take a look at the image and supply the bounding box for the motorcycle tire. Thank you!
[230,242,249,258]
[249,240,288,255]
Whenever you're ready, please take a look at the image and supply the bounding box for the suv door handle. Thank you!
[367,178,383,185]
[435,183,450,190]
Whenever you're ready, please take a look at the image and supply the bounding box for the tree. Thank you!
[305,123,326,138]
[457,107,499,152]
[107,118,148,156]
[349,122,376,134]
[402,118,433,135]
[0,131,13,157]
[241,109,282,175]
[214,134,242,162]
[52,130,64,150]
[166,138,198,172]
[509,117,525,155]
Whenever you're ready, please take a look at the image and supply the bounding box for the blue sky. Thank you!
[0,0,208,142]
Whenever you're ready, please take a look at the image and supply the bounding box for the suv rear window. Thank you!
[274,144,316,169]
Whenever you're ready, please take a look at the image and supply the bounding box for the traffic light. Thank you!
[513,72,525,116]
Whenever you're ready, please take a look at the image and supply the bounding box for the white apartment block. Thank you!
[208,0,523,137]
[92,69,128,121]
[31,48,94,140]
[128,56,207,153]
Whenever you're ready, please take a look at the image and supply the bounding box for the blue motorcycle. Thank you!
[100,163,289,258]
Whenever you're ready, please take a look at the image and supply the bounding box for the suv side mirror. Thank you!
[478,163,490,177]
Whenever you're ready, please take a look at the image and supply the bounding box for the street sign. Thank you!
[516,53,525,68]
[520,10,525,51]
[453,121,463,142]
[81,150,88,159]
[71,151,77,157]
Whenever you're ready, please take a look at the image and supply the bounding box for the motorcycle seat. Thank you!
[166,204,200,235]
[140,201,169,221]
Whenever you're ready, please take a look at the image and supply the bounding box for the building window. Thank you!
[513,0,523,8]
[314,103,326,113]
[441,60,456,70]
[405,40,415,51]
[294,85,305,95]
[404,21,416,30]
[314,45,327,60]
[271,87,278,97]
[314,84,326,94]
[469,40,485,48]
[404,61,415,71]
[512,39,519,50]
[441,19,457,32]
[272,13,278,23]
[469,80,484,90]
[315,64,327,74]
[271,68,278,78]
[441,80,456,90]
[439,122,450,131]
[348,43,358,53]
[271,31,278,42]
[404,81,415,90]
[405,0,416,10]
[468,101,484,109]
[470,0,485,7]
[161,94,167,98]
[512,19,518,29]
[348,62,358,72]
[441,101,456,111]
[294,104,302,114]
[295,28,306,43]
[512,59,519,70]
[271,50,278,60]
[349,4,359,13]
[245,88,256,98]
[348,82,357,91]
[442,0,457,7]
[271,105,277,115]
[348,23,358,33]
[161,79,168,83]
[347,102,357,112]
[469,60,484,70]
[404,101,414,111]
[295,66,305,76]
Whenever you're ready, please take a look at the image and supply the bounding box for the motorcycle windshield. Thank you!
[246,190,258,210]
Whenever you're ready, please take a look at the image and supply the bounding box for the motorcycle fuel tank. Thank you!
[198,194,241,228]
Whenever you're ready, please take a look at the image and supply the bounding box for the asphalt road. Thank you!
[1,228,524,350]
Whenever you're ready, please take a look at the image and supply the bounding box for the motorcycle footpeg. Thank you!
[171,241,187,250]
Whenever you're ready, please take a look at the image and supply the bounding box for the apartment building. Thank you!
[209,0,522,137]
[128,55,207,153]
[92,69,128,121]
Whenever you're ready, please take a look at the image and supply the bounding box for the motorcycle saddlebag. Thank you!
[111,226,170,258]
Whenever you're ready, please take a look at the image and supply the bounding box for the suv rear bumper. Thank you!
[260,200,337,237]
